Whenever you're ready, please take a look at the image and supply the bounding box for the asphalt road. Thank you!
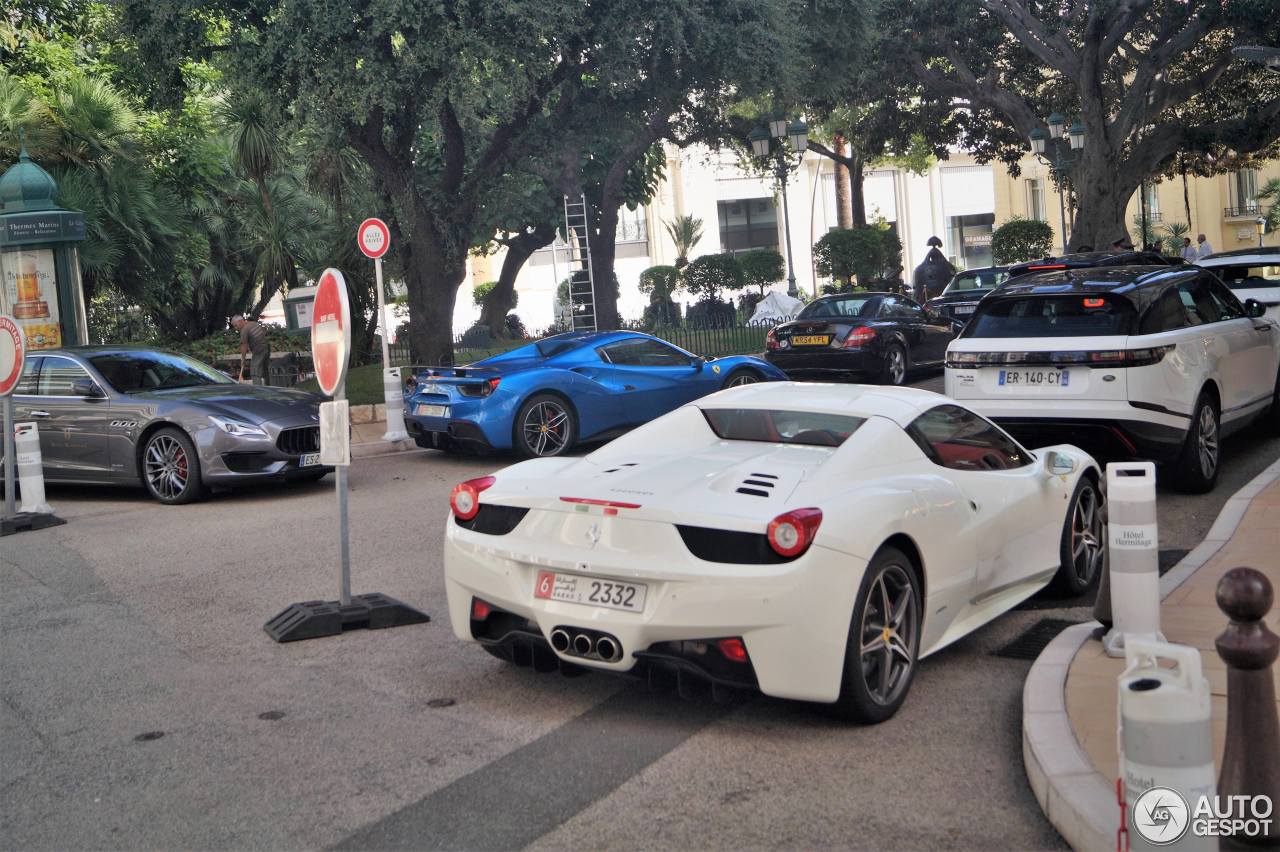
[2,373,1276,851]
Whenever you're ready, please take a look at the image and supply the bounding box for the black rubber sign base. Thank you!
[1,511,67,537]
[264,593,430,643]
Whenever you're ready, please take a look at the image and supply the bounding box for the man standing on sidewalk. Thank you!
[231,314,271,385]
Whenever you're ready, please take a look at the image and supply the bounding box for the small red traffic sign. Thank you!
[310,269,351,397]
[0,315,25,398]
[357,217,390,259]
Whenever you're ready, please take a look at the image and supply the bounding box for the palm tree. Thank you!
[663,214,704,268]
[1257,178,1280,238]
[221,90,281,216]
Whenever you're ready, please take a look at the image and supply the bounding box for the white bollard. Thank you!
[1118,638,1216,851]
[382,366,410,442]
[1103,462,1163,657]
[14,421,52,514]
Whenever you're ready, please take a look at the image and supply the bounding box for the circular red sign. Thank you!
[0,315,25,398]
[357,217,390,259]
[310,269,351,397]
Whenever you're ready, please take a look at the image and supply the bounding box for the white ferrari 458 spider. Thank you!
[443,383,1104,722]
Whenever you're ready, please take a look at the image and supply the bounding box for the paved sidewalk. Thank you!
[1023,459,1280,851]
[351,416,420,459]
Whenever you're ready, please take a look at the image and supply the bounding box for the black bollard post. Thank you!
[1215,567,1280,847]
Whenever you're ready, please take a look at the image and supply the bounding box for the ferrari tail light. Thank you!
[717,638,749,663]
[450,475,495,520]
[767,508,823,557]
[842,327,876,349]
[766,328,780,350]
[458,377,501,398]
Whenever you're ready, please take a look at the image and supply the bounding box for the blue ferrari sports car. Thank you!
[403,330,785,457]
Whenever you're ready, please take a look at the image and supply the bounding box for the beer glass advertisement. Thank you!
[1,248,61,350]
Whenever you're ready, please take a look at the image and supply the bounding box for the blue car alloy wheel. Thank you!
[514,393,577,458]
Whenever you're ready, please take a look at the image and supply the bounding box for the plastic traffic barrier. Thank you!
[1103,462,1163,657]
[382,366,409,442]
[14,422,51,514]
[1118,638,1216,851]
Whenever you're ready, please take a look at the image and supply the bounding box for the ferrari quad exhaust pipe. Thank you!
[572,633,594,656]
[550,629,571,652]
[595,636,622,663]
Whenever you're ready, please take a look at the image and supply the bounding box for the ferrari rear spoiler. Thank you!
[405,364,500,379]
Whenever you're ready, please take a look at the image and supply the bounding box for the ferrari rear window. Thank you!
[963,294,1136,338]
[702,408,866,447]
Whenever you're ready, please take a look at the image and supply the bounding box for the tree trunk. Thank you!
[592,198,621,330]
[1182,164,1192,229]
[1067,147,1138,252]
[481,222,555,337]
[833,134,853,229]
[849,153,867,227]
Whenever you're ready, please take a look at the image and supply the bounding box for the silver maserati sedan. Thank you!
[4,346,329,504]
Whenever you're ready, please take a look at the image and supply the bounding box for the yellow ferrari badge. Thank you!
[712,365,721,374]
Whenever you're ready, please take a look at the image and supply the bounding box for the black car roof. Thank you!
[1198,247,1280,261]
[990,265,1199,302]
[1006,250,1176,277]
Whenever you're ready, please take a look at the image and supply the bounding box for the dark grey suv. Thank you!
[4,346,329,503]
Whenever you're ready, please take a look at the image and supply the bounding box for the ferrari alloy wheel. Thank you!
[1050,476,1105,596]
[833,546,921,723]
[141,427,206,505]
[723,369,761,389]
[1172,392,1219,494]
[514,393,577,459]
[881,343,907,386]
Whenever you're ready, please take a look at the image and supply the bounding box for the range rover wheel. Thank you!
[140,427,207,505]
[1172,392,1220,494]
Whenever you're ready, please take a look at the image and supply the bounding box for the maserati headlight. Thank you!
[210,416,268,438]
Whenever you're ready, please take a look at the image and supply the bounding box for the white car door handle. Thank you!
[969,499,980,512]
[1254,323,1272,332]
[30,410,51,417]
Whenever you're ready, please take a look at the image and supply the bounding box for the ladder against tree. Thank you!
[561,194,597,332]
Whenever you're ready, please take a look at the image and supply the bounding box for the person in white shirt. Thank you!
[1180,237,1198,262]
[1196,234,1214,258]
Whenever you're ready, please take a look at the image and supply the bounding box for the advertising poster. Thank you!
[1,248,62,350]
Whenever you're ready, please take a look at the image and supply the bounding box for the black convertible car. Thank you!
[763,292,957,385]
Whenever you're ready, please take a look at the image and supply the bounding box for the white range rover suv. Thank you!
[944,264,1280,492]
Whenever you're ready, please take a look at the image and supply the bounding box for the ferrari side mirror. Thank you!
[1043,451,1077,476]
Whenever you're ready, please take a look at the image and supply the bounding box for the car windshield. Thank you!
[798,296,878,319]
[1207,263,1280,293]
[702,408,866,447]
[89,351,234,393]
[963,294,1137,338]
[945,269,1007,293]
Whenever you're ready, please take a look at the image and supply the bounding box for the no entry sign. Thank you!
[357,218,390,259]
[0,315,25,398]
[310,268,351,397]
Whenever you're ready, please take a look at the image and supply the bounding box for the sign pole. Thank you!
[263,268,427,642]
[3,395,14,519]
[335,377,351,606]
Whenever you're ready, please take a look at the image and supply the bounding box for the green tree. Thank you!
[737,248,784,295]
[1160,220,1191,257]
[1258,178,1280,238]
[473,282,518,311]
[663,215,704,268]
[814,226,894,287]
[991,217,1054,264]
[682,253,745,304]
[638,265,684,301]
[887,0,1280,250]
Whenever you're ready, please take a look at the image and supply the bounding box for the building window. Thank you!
[946,212,996,270]
[717,198,778,254]
[616,206,647,243]
[1227,169,1259,217]
[1026,179,1047,222]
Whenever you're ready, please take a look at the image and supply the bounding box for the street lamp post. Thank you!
[750,114,807,297]
[1029,115,1086,254]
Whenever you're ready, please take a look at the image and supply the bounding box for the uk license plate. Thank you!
[534,570,647,613]
[299,452,320,467]
[415,403,448,417]
[791,334,830,346]
[998,368,1070,387]
[953,305,975,316]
